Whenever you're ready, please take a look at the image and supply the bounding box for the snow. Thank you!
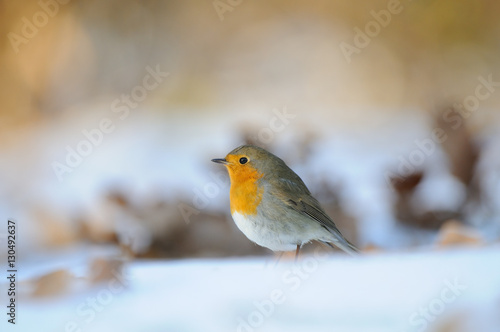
[3,246,499,332]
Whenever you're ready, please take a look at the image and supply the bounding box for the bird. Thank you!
[212,145,359,259]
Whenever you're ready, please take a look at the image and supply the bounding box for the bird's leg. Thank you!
[295,244,300,262]
[271,251,284,268]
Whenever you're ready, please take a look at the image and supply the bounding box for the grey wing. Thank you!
[271,177,359,254]
[288,196,343,237]
[293,197,359,254]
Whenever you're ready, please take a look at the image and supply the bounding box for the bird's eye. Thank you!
[239,157,248,165]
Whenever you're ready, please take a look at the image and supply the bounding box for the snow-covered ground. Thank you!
[2,245,499,332]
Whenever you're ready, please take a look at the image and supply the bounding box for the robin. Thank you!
[212,145,359,259]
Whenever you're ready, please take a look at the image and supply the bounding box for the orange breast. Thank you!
[228,165,264,216]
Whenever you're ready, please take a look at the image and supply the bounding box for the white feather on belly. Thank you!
[231,211,299,252]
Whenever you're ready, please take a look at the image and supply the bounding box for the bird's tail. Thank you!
[323,237,360,256]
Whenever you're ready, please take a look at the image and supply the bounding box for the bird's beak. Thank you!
[211,158,229,165]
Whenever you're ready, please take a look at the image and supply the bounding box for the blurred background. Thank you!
[2,0,500,257]
[1,0,500,330]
